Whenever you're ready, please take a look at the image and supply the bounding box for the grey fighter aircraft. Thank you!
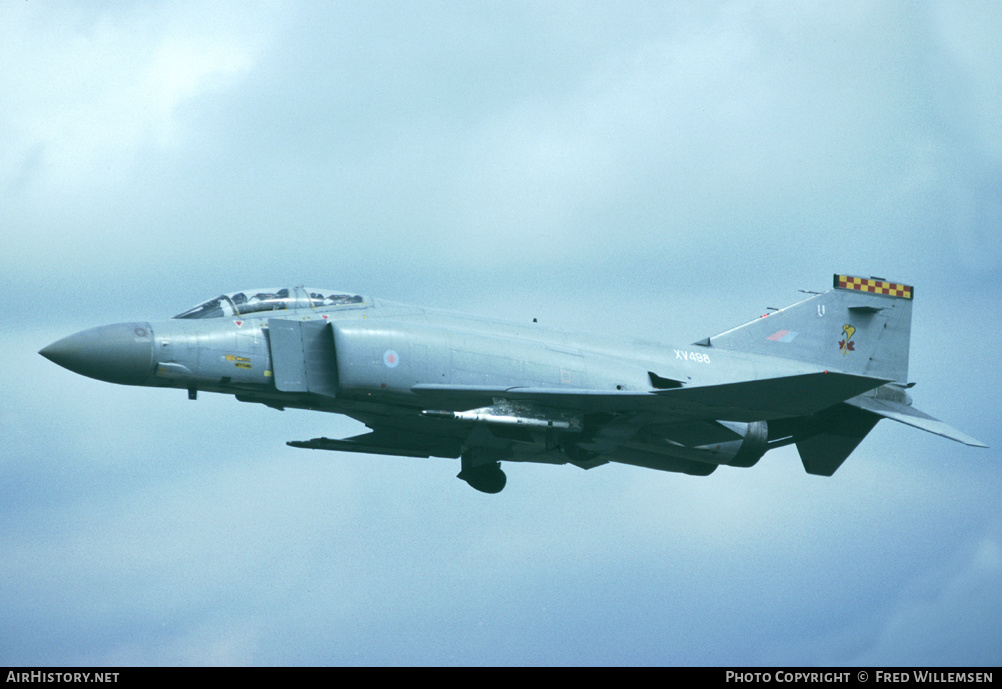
[40,274,986,493]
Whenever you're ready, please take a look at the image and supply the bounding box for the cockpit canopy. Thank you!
[174,287,365,319]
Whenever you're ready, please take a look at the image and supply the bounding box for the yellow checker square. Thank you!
[834,274,913,300]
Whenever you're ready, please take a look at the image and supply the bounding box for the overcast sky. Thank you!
[2,0,999,666]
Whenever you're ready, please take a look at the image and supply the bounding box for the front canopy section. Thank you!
[174,286,365,319]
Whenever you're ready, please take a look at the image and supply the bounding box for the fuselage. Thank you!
[38,285,815,480]
[41,286,814,408]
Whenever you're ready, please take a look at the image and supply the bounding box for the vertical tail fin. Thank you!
[701,274,985,474]
[703,274,914,384]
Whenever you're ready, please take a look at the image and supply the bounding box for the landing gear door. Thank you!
[268,319,338,398]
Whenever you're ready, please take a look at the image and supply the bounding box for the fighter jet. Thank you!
[40,275,986,493]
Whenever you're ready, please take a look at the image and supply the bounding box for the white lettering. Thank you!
[776,673,851,683]
[673,349,710,364]
[877,672,910,682]
[4,671,119,684]
[726,672,771,682]
[913,672,992,683]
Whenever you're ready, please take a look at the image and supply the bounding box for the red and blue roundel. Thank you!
[383,350,400,368]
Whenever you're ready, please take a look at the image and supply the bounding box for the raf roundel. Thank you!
[383,350,400,368]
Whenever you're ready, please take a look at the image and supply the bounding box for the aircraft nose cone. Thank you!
[40,322,156,386]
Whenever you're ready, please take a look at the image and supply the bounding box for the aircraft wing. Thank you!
[291,373,891,472]
[412,371,889,422]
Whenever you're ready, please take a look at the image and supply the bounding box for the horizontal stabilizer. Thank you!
[845,397,988,447]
